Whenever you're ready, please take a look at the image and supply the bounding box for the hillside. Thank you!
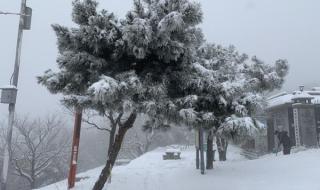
[37,146,320,190]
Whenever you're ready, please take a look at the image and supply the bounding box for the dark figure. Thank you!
[274,130,292,155]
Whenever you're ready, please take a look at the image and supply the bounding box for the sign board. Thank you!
[0,86,17,104]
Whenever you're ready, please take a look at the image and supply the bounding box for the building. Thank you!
[266,86,320,152]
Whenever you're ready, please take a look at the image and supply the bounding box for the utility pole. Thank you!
[0,0,31,189]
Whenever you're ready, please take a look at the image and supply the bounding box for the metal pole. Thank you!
[1,1,27,189]
[196,147,200,169]
[68,106,83,189]
[195,129,200,169]
[199,125,205,175]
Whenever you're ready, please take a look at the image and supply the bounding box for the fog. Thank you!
[1,0,320,119]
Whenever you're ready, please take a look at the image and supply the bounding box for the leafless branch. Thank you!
[82,113,111,132]
[10,115,70,188]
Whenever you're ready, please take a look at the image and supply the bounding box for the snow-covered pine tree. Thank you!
[38,0,204,189]
[38,0,288,184]
[172,43,288,163]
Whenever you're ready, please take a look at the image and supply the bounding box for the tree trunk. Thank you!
[30,180,35,189]
[206,132,214,169]
[108,122,117,156]
[92,112,137,190]
[216,136,228,161]
[143,142,150,154]
[30,153,36,189]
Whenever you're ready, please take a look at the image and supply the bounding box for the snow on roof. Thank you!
[165,148,181,153]
[267,93,293,108]
[291,91,314,100]
[311,87,320,91]
[267,87,320,109]
[306,90,320,96]
[267,92,288,100]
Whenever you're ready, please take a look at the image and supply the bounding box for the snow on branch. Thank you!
[179,108,197,123]
[88,75,119,103]
[218,116,264,138]
[158,11,184,33]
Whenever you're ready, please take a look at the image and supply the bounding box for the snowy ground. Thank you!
[37,146,320,190]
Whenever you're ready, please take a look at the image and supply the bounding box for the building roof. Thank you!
[292,91,314,100]
[267,87,320,109]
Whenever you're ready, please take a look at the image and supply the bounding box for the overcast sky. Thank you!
[1,0,320,119]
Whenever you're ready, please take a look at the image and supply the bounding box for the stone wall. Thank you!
[296,105,318,147]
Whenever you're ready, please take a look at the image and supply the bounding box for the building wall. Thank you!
[314,105,320,144]
[295,105,318,147]
[267,116,275,152]
[273,107,290,132]
[267,103,319,151]
[267,105,290,151]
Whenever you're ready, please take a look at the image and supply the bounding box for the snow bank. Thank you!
[37,146,320,190]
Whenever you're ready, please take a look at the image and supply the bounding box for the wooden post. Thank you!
[68,106,83,189]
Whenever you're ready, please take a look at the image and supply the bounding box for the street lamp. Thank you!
[0,1,32,190]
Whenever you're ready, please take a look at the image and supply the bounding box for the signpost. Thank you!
[68,107,83,189]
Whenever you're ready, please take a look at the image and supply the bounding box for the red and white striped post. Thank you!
[68,106,83,189]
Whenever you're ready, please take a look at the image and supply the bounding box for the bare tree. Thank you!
[11,115,70,189]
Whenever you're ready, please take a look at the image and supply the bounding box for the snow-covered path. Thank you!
[38,146,320,190]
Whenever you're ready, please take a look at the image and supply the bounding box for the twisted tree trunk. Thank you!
[107,122,117,156]
[92,112,137,190]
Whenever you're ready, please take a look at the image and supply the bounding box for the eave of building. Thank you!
[266,102,292,111]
